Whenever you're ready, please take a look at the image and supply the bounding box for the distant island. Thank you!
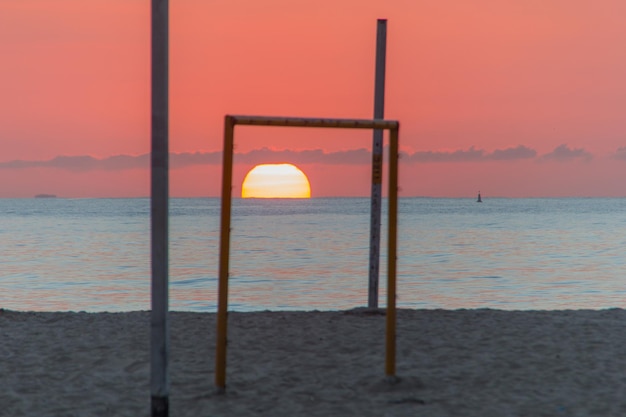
[34,194,57,198]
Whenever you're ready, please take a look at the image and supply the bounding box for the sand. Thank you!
[2,308,626,417]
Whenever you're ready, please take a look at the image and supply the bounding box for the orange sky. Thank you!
[2,0,626,197]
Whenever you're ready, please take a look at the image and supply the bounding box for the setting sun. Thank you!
[241,164,311,198]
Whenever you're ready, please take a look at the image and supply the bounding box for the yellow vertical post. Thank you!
[215,116,235,391]
[386,126,399,378]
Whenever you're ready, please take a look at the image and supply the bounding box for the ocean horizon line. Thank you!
[3,195,626,200]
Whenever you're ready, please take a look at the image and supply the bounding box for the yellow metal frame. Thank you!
[216,115,400,390]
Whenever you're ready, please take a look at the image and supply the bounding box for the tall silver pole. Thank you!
[368,19,387,309]
[150,0,169,416]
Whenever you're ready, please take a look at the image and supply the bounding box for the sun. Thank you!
[241,164,311,198]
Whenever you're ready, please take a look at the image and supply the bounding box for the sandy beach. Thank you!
[2,308,626,416]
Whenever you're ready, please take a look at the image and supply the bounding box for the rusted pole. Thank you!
[368,19,387,308]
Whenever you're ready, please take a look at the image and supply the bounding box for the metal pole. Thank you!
[385,126,399,378]
[150,0,169,415]
[215,116,235,391]
[368,19,387,309]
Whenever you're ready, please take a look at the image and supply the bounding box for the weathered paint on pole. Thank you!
[216,115,399,390]
[227,115,397,129]
[215,116,235,391]
[386,125,399,378]
[368,19,387,309]
[150,0,169,416]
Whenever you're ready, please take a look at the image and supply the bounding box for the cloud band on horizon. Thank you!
[0,144,604,171]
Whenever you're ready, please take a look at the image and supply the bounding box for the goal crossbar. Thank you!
[216,114,400,390]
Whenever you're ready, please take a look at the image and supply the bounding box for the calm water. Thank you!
[2,197,626,312]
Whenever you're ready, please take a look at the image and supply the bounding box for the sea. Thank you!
[2,197,626,312]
